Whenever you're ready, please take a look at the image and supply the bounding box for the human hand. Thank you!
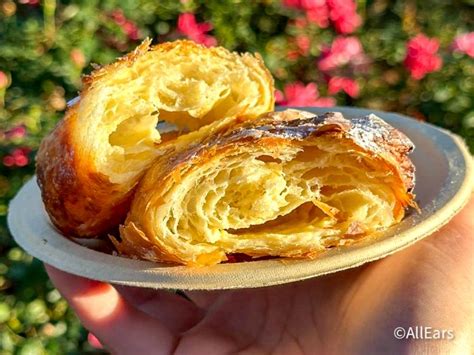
[45,198,473,355]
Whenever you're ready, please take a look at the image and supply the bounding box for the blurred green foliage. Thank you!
[0,0,473,353]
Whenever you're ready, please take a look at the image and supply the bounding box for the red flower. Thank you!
[296,35,311,55]
[2,156,15,167]
[453,32,474,58]
[313,97,337,106]
[2,148,30,168]
[293,17,308,28]
[276,82,336,107]
[301,0,326,8]
[178,13,217,47]
[70,48,86,68]
[287,35,312,60]
[110,10,139,40]
[404,34,442,80]
[283,0,303,8]
[19,0,39,5]
[284,0,329,28]
[285,0,326,11]
[318,36,366,71]
[6,125,27,139]
[0,71,9,89]
[275,90,286,103]
[306,4,330,28]
[123,22,139,41]
[87,333,103,349]
[327,0,361,34]
[283,0,361,32]
[286,50,301,61]
[328,76,359,97]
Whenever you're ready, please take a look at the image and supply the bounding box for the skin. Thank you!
[46,198,473,355]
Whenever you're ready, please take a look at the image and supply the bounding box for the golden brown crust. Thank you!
[36,106,134,237]
[81,39,153,92]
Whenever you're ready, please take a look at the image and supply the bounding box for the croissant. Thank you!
[113,109,417,266]
[36,39,274,237]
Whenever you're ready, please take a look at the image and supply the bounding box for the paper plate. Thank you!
[7,107,473,290]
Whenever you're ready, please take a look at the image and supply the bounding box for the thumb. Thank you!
[45,265,177,355]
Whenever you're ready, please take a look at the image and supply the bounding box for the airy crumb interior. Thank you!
[77,44,272,185]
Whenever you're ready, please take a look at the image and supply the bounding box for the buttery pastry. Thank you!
[36,39,274,237]
[113,110,417,266]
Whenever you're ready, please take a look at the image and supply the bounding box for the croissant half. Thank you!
[36,40,274,237]
[114,110,417,266]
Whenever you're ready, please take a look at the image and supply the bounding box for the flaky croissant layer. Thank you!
[113,110,417,266]
[36,40,274,237]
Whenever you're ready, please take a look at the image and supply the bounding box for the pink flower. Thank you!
[6,125,27,139]
[178,13,217,47]
[404,34,442,80]
[306,5,330,28]
[301,0,326,8]
[327,0,361,34]
[87,333,103,349]
[276,82,336,107]
[318,36,366,71]
[328,76,359,97]
[452,32,474,58]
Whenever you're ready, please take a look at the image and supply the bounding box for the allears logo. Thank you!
[393,326,455,340]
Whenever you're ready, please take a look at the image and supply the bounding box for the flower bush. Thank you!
[0,0,473,352]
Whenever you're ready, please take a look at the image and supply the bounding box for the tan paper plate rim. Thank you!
[7,107,474,290]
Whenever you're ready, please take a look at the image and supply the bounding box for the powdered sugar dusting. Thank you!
[164,110,416,191]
